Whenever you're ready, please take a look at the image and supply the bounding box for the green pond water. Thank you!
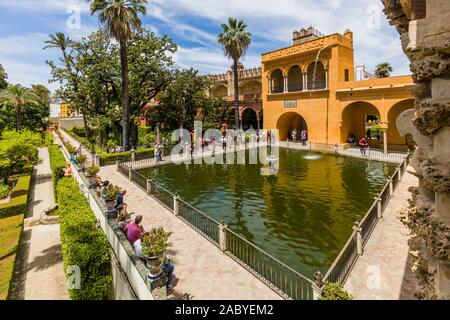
[138,148,396,278]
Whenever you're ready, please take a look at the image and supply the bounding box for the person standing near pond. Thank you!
[358,137,369,157]
[155,143,162,164]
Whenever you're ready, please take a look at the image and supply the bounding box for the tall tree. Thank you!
[153,69,207,132]
[44,32,91,138]
[0,85,39,130]
[375,62,393,78]
[0,64,7,90]
[218,18,252,129]
[22,84,51,130]
[90,0,148,151]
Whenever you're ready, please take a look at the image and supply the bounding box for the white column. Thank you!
[383,128,388,154]
[269,78,273,94]
[325,70,328,89]
[284,76,288,93]
[303,73,308,91]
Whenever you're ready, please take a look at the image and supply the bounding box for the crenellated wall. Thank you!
[383,0,450,300]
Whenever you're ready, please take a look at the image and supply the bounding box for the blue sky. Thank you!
[0,0,410,95]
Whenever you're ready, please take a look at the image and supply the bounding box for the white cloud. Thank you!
[149,0,410,75]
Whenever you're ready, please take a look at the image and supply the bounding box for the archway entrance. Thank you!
[241,108,259,130]
[387,99,415,151]
[276,112,308,141]
[341,102,381,147]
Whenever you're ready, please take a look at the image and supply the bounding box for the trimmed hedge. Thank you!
[65,129,155,165]
[57,178,111,300]
[48,144,66,199]
[0,175,31,219]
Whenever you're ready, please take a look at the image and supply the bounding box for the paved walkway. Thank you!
[344,169,418,300]
[99,165,282,300]
[10,148,68,300]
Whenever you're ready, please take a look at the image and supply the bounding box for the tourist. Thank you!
[347,134,355,146]
[301,130,307,146]
[376,130,381,140]
[71,152,78,166]
[133,232,150,258]
[366,129,372,140]
[116,189,128,210]
[125,215,144,245]
[162,253,175,290]
[358,137,369,157]
[63,162,72,177]
[155,143,163,164]
[292,129,297,142]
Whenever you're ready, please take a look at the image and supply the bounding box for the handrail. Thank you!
[226,228,314,285]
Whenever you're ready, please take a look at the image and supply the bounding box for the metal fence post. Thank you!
[375,197,383,218]
[173,195,180,216]
[312,271,323,300]
[398,168,402,181]
[116,159,120,172]
[389,179,394,196]
[353,223,363,256]
[146,179,152,195]
[128,168,132,181]
[219,221,227,252]
[94,153,100,167]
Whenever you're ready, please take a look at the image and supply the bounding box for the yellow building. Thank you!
[59,103,72,118]
[262,26,414,153]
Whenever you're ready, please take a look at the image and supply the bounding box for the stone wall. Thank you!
[383,0,450,300]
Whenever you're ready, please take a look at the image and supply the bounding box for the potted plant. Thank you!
[85,166,100,186]
[103,183,120,214]
[77,154,87,170]
[141,227,173,279]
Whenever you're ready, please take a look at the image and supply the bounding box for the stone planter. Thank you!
[144,255,164,281]
[104,197,116,216]
[86,174,96,188]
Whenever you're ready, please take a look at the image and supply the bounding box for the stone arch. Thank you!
[276,112,308,141]
[241,108,259,130]
[306,61,326,90]
[287,65,304,92]
[210,84,228,98]
[387,99,415,148]
[270,69,284,94]
[341,101,381,145]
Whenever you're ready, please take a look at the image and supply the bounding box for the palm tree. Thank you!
[90,0,147,151]
[0,85,39,130]
[375,62,393,78]
[218,18,252,129]
[44,33,90,138]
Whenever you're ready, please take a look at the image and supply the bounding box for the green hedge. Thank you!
[48,144,66,199]
[0,175,31,219]
[57,178,111,300]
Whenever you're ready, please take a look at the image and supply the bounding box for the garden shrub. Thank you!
[319,282,353,300]
[57,178,111,300]
[0,183,9,200]
[48,144,66,198]
[0,175,31,219]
